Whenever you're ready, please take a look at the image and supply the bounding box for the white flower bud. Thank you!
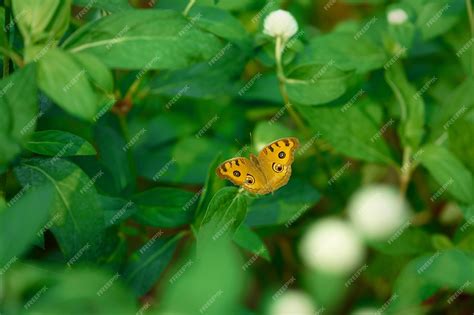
[263,10,298,40]
[270,290,316,315]
[299,218,365,275]
[348,185,411,241]
[387,8,408,25]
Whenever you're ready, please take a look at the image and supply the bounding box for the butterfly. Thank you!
[216,137,299,194]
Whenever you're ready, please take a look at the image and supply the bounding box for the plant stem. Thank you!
[466,0,474,76]
[183,0,196,16]
[3,0,12,77]
[274,36,308,134]
[400,146,412,196]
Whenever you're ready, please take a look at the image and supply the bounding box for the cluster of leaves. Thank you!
[0,0,473,314]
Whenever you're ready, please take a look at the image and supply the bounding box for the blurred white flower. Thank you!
[348,185,411,241]
[269,290,316,315]
[351,307,379,315]
[299,218,365,275]
[263,10,298,40]
[387,8,408,25]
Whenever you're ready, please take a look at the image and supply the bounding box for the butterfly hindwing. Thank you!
[257,137,299,191]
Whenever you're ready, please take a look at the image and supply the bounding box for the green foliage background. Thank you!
[0,0,473,314]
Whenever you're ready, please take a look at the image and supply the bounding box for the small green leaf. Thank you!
[37,48,103,121]
[233,224,270,262]
[0,185,54,265]
[72,0,132,12]
[385,62,425,150]
[419,144,473,204]
[132,188,197,228]
[124,233,184,297]
[285,63,351,106]
[25,130,96,156]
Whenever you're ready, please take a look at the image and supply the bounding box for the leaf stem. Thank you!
[274,36,308,134]
[466,0,474,76]
[183,0,196,16]
[400,146,412,196]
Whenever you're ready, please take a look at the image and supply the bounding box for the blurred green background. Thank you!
[0,0,473,314]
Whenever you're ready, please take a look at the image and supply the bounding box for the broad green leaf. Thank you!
[246,179,320,227]
[0,65,38,167]
[252,121,296,152]
[63,10,224,70]
[385,62,425,150]
[198,187,247,240]
[285,63,351,106]
[14,158,107,261]
[72,52,114,97]
[0,185,54,265]
[100,196,137,227]
[233,224,270,262]
[297,99,395,164]
[419,144,473,204]
[124,233,184,296]
[37,48,103,121]
[387,249,474,313]
[160,238,245,315]
[12,0,71,45]
[297,32,386,73]
[132,188,197,228]
[25,130,96,156]
[448,108,474,173]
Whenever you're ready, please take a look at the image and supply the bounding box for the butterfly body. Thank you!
[216,137,299,194]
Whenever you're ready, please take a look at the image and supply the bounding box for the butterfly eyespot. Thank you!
[272,163,284,173]
[278,151,286,159]
[245,175,255,184]
[233,170,241,177]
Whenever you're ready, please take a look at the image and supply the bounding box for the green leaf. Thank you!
[198,187,247,240]
[233,224,270,262]
[12,0,71,45]
[448,108,474,173]
[63,10,224,70]
[72,0,132,12]
[416,0,464,40]
[0,65,38,167]
[246,179,320,227]
[132,188,197,228]
[189,5,250,46]
[0,185,54,265]
[370,227,433,255]
[25,130,96,156]
[419,144,473,204]
[387,249,474,313]
[124,233,184,297]
[285,63,351,106]
[36,48,103,121]
[100,196,137,227]
[14,158,107,261]
[297,99,395,164]
[27,268,136,314]
[297,32,386,73]
[252,121,296,151]
[385,62,425,150]
[194,153,226,221]
[160,238,245,315]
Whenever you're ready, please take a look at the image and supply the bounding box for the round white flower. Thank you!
[263,10,298,40]
[351,307,379,315]
[269,290,316,315]
[348,185,411,241]
[299,218,365,275]
[387,8,408,25]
